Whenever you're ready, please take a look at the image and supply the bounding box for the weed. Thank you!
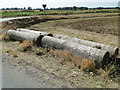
[107,65,120,78]
[11,50,18,57]
[49,50,75,61]
[31,47,46,56]
[18,40,33,52]
[35,48,45,56]
[88,39,95,42]
[49,50,96,70]
[49,50,97,72]
[3,48,12,53]
[96,64,120,79]
[80,59,95,71]
[97,68,109,77]
[1,33,10,41]
[3,48,17,57]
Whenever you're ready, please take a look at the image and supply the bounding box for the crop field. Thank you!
[1,12,120,88]
[1,9,119,18]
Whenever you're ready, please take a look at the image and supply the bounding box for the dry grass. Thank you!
[96,64,120,79]
[49,50,80,65]
[31,47,46,56]
[49,49,96,70]
[80,59,95,71]
[1,33,10,41]
[97,68,109,77]
[3,48,12,53]
[18,40,33,52]
[11,50,18,57]
[3,48,18,57]
[46,13,118,20]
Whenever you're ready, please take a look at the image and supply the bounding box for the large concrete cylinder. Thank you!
[41,36,110,67]
[54,34,119,57]
[6,29,43,45]
[16,28,53,37]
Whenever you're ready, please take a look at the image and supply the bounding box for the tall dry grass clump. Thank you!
[49,50,80,63]
[3,48,18,57]
[49,49,96,70]
[18,40,33,52]
[97,65,118,78]
[97,68,109,77]
[80,59,95,71]
[3,48,12,53]
[11,50,18,57]
[1,33,10,41]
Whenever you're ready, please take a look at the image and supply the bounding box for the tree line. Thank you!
[1,6,119,10]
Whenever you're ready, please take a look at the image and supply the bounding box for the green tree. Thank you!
[73,6,77,10]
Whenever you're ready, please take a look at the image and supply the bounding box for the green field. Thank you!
[1,9,119,18]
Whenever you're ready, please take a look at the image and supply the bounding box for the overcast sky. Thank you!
[0,0,120,9]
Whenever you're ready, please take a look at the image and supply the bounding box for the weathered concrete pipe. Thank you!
[41,36,110,67]
[16,28,53,37]
[6,29,44,45]
[54,34,119,57]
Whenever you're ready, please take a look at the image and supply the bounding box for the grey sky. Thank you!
[0,0,119,9]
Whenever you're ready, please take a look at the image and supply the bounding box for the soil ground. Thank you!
[1,13,120,88]
[1,40,119,88]
[27,16,118,46]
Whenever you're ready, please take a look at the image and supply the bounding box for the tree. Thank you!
[15,7,18,10]
[28,6,32,10]
[24,7,26,10]
[42,4,47,10]
[73,6,77,10]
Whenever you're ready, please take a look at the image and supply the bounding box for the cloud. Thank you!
[0,0,119,8]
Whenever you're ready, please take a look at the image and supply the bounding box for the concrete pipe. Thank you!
[16,28,53,37]
[54,34,119,57]
[6,29,44,46]
[41,36,110,67]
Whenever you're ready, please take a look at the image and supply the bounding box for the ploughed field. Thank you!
[27,16,118,46]
[28,16,118,35]
[51,17,118,35]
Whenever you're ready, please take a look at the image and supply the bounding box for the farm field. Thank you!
[27,15,118,46]
[1,9,119,18]
[1,13,120,88]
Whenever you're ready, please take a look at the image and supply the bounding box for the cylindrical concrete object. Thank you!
[16,28,53,37]
[54,34,119,57]
[41,36,110,67]
[41,36,66,50]
[7,30,43,45]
